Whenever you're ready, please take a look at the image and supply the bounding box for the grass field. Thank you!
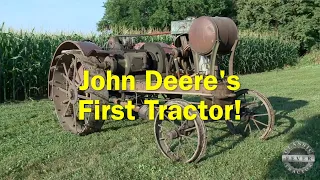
[1,64,320,179]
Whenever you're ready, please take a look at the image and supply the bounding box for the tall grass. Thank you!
[224,31,300,74]
[0,24,85,102]
[0,23,299,102]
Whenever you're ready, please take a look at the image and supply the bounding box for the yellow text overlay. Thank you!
[78,100,242,121]
[78,70,241,91]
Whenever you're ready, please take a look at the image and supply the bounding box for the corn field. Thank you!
[0,23,299,102]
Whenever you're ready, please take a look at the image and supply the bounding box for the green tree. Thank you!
[236,0,320,51]
[97,0,236,31]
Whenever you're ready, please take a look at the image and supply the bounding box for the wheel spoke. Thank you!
[75,67,82,85]
[62,74,72,85]
[253,113,268,117]
[62,101,71,117]
[235,120,246,129]
[184,126,196,132]
[57,87,68,94]
[252,118,261,131]
[244,123,249,132]
[251,103,264,112]
[72,61,77,84]
[251,118,268,127]
[244,122,252,133]
[179,120,188,127]
[172,137,193,161]
[158,123,170,131]
[62,63,68,76]
[164,114,180,127]
[241,101,258,107]
[75,79,84,88]
[180,134,198,142]
[253,96,258,102]
[69,60,75,71]
[78,94,91,100]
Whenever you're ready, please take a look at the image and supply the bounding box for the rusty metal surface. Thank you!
[188,16,238,56]
[154,42,173,55]
[48,41,102,99]
[228,40,239,76]
[213,17,238,54]
[115,31,171,37]
[51,54,107,135]
[134,42,173,55]
[140,43,167,73]
[188,16,217,56]
[119,80,234,99]
[134,42,145,50]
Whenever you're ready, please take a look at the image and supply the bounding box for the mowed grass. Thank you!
[1,65,320,180]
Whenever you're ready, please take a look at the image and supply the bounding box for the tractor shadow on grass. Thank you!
[100,111,150,132]
[97,95,308,163]
[183,95,246,162]
[263,114,320,179]
[183,95,308,162]
[101,119,150,131]
[267,96,308,140]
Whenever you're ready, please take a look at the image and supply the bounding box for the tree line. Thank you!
[97,0,320,52]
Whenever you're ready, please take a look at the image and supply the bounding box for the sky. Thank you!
[0,0,106,34]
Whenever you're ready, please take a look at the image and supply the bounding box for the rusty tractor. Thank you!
[48,16,275,163]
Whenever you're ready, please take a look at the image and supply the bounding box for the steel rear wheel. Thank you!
[51,53,107,135]
[154,99,207,163]
[226,89,275,140]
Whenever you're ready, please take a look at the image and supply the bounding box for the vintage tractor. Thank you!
[48,16,275,163]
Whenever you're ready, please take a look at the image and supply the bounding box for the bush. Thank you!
[236,0,320,52]
[296,50,320,66]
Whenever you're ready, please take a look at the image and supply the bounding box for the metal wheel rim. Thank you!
[226,89,275,140]
[51,54,105,135]
[154,99,207,163]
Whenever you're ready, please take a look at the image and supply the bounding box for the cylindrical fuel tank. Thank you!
[188,16,238,56]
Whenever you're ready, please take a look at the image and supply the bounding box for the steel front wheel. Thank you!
[154,99,207,163]
[226,89,275,140]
